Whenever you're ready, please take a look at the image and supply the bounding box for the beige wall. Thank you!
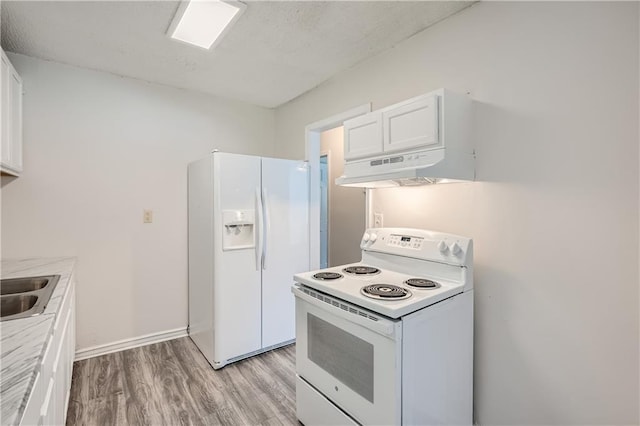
[275,2,639,424]
[320,126,365,266]
[1,54,275,351]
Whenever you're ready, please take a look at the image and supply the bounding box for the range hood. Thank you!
[335,88,474,188]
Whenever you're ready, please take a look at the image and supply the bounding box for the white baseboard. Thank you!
[74,327,188,361]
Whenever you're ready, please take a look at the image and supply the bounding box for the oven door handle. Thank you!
[292,285,400,339]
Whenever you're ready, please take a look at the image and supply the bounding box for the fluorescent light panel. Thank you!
[170,0,245,49]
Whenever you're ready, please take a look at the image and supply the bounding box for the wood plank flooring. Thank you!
[66,338,297,426]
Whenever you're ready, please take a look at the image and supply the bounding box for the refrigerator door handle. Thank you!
[255,187,264,271]
[261,187,270,270]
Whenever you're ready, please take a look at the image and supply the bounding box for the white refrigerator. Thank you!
[188,152,309,369]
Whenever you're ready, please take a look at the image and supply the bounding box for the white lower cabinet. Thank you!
[20,278,75,426]
[51,306,73,425]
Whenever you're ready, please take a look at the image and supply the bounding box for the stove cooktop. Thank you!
[294,262,466,319]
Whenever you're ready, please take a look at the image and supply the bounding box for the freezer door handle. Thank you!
[261,187,271,270]
[255,187,264,271]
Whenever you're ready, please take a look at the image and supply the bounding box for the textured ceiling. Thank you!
[1,1,472,108]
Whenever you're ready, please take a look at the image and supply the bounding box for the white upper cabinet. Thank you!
[343,111,383,161]
[343,91,447,163]
[337,89,472,187]
[382,94,439,154]
[1,55,10,169]
[1,49,23,176]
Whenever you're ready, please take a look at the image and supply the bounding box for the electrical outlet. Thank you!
[374,213,383,228]
[143,209,153,223]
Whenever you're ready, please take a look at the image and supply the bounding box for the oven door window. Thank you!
[308,313,374,402]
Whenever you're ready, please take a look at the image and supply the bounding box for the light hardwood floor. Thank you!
[66,338,297,425]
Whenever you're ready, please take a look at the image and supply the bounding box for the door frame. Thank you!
[305,104,371,270]
[319,151,330,268]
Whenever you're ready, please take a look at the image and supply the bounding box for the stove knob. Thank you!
[370,233,378,242]
[438,240,448,254]
[363,233,371,242]
[450,242,462,256]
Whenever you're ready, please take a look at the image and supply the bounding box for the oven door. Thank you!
[293,285,402,425]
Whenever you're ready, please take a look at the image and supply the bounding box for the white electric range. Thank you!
[292,227,474,426]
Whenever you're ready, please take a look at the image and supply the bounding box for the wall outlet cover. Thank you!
[374,212,383,228]
[143,209,153,223]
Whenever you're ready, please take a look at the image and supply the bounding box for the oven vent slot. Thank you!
[300,286,382,324]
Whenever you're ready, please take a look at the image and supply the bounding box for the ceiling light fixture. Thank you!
[168,0,246,50]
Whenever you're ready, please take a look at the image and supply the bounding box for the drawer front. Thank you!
[53,276,74,332]
[296,376,358,426]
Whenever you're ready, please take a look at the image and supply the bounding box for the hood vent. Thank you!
[336,88,474,188]
[398,177,440,186]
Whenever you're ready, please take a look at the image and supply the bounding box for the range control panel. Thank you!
[387,234,424,250]
[360,227,472,266]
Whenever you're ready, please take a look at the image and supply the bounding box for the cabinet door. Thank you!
[9,68,22,172]
[66,288,76,414]
[52,308,71,426]
[0,51,22,175]
[382,94,440,154]
[1,54,11,169]
[343,112,382,161]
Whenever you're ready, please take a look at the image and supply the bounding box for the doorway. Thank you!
[304,103,371,271]
[320,127,366,267]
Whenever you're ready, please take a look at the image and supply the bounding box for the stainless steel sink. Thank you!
[1,295,38,317]
[1,277,50,295]
[0,275,60,321]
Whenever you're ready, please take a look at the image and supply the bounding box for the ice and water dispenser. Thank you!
[222,210,255,250]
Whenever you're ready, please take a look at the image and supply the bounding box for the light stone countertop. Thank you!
[0,257,76,426]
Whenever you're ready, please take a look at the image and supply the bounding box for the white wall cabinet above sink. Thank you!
[1,49,23,176]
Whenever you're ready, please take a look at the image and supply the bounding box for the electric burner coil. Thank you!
[361,284,412,300]
[343,266,381,275]
[313,272,343,281]
[404,278,440,289]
